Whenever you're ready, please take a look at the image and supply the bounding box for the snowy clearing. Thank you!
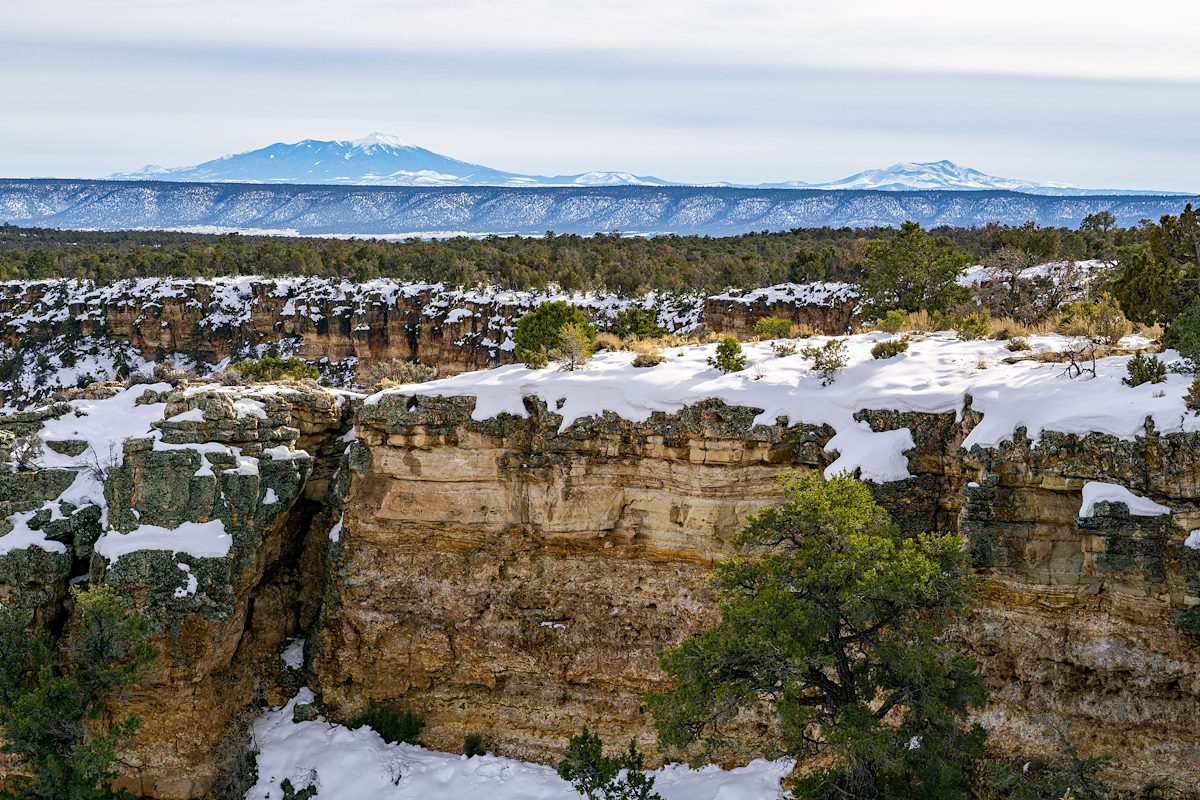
[369,332,1174,483]
[248,689,791,800]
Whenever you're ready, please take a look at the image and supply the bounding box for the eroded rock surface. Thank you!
[1,381,1199,797]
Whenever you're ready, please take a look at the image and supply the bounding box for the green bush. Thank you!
[0,585,157,800]
[1186,374,1200,412]
[956,311,991,341]
[557,727,661,800]
[231,355,318,382]
[1167,296,1200,366]
[551,322,595,371]
[610,307,665,339]
[514,302,596,366]
[771,342,798,358]
[351,701,425,746]
[800,339,849,385]
[870,338,909,360]
[876,308,909,334]
[1058,295,1132,345]
[646,472,985,800]
[707,337,746,373]
[462,733,488,758]
[1123,353,1166,387]
[753,316,794,339]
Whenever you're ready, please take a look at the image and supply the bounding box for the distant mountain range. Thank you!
[4,179,1196,237]
[110,133,673,189]
[109,134,1184,196]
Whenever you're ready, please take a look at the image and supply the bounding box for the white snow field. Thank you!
[370,331,1180,483]
[247,689,792,800]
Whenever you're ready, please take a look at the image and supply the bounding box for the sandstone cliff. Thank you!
[0,278,869,409]
[2,333,1199,798]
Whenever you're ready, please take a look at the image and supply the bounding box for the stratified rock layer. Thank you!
[2,383,1199,797]
[310,393,1200,796]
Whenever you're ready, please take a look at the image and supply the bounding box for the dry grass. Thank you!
[984,315,1063,339]
[593,332,623,351]
[791,323,818,339]
[903,310,934,333]
[1138,323,1164,340]
[628,338,665,355]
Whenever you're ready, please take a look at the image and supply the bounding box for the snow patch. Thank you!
[248,689,791,800]
[1079,482,1171,519]
[94,520,232,564]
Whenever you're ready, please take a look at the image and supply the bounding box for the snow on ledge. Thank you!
[1184,530,1200,550]
[0,509,69,557]
[1078,482,1171,519]
[367,333,1188,484]
[94,520,232,564]
[248,689,792,800]
[708,281,859,307]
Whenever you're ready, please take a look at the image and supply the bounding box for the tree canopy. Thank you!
[647,472,986,800]
[0,585,157,800]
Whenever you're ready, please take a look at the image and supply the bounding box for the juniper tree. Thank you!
[647,472,986,800]
[0,585,157,800]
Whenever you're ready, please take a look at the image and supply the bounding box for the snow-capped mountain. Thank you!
[111,133,671,188]
[109,138,1184,195]
[761,160,1171,196]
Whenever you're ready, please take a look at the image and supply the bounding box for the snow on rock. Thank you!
[709,282,859,308]
[280,638,305,670]
[1079,482,1172,518]
[957,259,1111,293]
[248,689,791,800]
[94,519,232,565]
[1185,530,1200,550]
[0,509,69,557]
[173,563,198,598]
[371,333,1188,484]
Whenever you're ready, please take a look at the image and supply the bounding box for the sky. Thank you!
[3,0,1200,191]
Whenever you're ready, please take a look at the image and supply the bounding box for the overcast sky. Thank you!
[4,0,1199,190]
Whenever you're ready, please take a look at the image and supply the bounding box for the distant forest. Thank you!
[0,217,1146,294]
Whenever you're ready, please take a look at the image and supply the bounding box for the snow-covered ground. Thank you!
[370,331,1174,483]
[248,689,792,800]
[1,332,1187,565]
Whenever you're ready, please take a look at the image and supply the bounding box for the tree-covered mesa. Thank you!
[0,219,1142,295]
[0,585,157,800]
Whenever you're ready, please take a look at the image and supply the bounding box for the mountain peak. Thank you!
[106,140,1176,195]
[349,132,412,149]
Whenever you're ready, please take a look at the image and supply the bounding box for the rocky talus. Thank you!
[0,384,1198,797]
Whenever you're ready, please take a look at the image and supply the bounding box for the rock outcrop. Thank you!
[0,384,354,798]
[0,278,872,408]
[702,283,861,337]
[2,379,1199,797]
[312,395,1200,797]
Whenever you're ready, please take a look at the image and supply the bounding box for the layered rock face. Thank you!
[0,279,875,408]
[960,429,1200,793]
[0,384,354,798]
[312,396,835,762]
[3,381,1199,797]
[313,396,1200,797]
